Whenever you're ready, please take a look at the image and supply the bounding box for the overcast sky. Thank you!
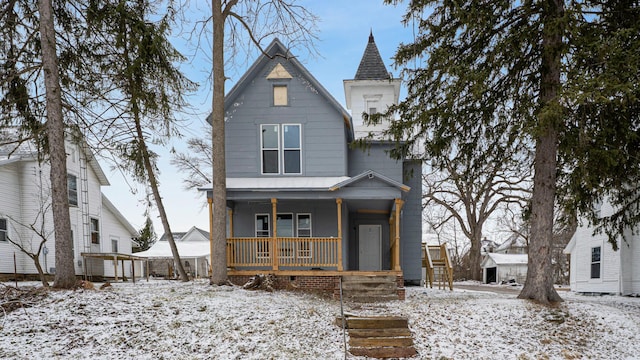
[100,1,416,236]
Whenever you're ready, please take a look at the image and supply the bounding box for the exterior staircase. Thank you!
[340,315,418,358]
[339,275,400,302]
[422,244,454,290]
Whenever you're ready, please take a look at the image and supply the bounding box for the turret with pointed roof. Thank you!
[354,31,391,80]
[344,31,401,139]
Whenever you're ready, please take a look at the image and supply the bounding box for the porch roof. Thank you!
[199,170,409,194]
[223,176,350,191]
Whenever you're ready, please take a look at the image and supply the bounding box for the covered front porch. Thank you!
[216,197,405,273]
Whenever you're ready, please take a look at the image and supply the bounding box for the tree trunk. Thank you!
[133,117,189,282]
[210,0,228,285]
[469,230,482,281]
[38,0,75,289]
[31,255,50,288]
[518,0,565,304]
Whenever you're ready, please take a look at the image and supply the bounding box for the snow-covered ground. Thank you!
[1,279,639,359]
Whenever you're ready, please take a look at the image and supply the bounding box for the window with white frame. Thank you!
[90,218,100,244]
[255,214,270,258]
[591,246,601,279]
[261,125,279,174]
[283,125,301,174]
[297,214,312,258]
[0,218,7,242]
[260,124,301,175]
[111,238,119,253]
[68,174,78,206]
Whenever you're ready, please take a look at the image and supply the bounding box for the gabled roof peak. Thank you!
[355,31,390,80]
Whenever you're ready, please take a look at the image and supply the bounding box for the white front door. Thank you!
[358,224,382,271]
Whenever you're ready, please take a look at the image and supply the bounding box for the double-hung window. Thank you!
[0,218,7,242]
[68,174,78,206]
[261,124,301,174]
[591,246,601,279]
[90,218,100,244]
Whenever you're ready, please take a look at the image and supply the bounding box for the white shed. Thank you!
[481,253,528,284]
[136,227,211,278]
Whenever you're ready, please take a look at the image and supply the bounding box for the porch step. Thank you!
[339,275,400,302]
[339,316,418,359]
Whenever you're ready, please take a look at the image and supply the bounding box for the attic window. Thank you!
[273,85,288,106]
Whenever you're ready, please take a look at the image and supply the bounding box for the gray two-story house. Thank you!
[202,35,422,297]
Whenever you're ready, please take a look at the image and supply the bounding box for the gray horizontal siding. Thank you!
[225,58,348,178]
[348,143,402,183]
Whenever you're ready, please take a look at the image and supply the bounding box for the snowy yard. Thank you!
[1,279,638,359]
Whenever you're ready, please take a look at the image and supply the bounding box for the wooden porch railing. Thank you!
[227,237,341,269]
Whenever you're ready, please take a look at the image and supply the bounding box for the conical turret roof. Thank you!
[354,31,390,80]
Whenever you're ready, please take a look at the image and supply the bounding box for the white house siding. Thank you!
[569,230,621,293]
[620,230,640,295]
[17,162,56,274]
[100,202,135,278]
[0,162,24,273]
[1,139,136,279]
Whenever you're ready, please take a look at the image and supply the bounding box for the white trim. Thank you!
[260,124,280,174]
[282,124,302,174]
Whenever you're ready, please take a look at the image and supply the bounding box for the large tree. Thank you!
[2,0,196,283]
[1,0,105,288]
[85,0,197,281]
[421,141,531,281]
[384,0,640,304]
[207,0,318,285]
[38,0,76,288]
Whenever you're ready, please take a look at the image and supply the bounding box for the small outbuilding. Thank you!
[481,253,528,284]
[135,226,211,278]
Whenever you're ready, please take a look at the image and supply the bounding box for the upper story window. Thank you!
[366,99,379,115]
[91,218,100,244]
[273,85,288,106]
[0,218,7,242]
[68,174,78,206]
[591,246,601,279]
[111,238,119,253]
[261,124,301,175]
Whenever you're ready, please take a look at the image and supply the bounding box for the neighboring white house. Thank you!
[481,253,528,284]
[136,226,211,278]
[0,133,138,280]
[564,200,640,295]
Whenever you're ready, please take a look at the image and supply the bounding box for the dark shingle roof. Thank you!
[354,31,390,80]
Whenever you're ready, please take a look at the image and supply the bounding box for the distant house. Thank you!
[564,200,640,295]
[200,34,422,297]
[481,253,528,284]
[137,226,210,278]
[0,132,138,280]
[495,233,528,255]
